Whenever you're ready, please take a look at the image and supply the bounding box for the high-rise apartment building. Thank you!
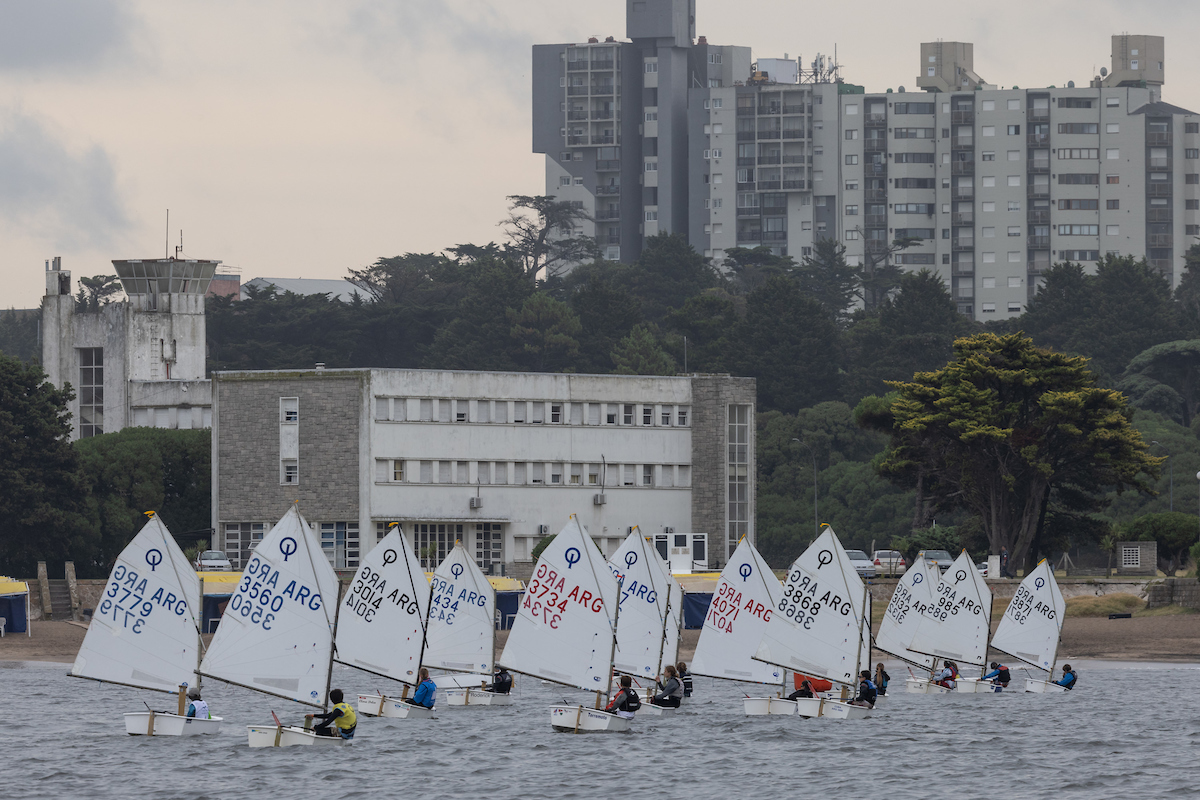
[533,6,1196,320]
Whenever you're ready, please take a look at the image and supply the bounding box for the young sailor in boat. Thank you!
[185,687,210,719]
[874,663,890,696]
[849,671,877,708]
[983,661,1011,688]
[605,675,642,719]
[650,665,683,708]
[933,661,959,689]
[676,662,693,698]
[1055,664,1078,690]
[405,668,438,708]
[486,666,512,695]
[308,689,357,740]
[787,678,816,701]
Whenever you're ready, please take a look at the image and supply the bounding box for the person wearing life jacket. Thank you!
[651,665,684,708]
[676,661,693,698]
[405,668,437,708]
[788,678,816,701]
[308,688,357,739]
[983,661,1011,688]
[185,686,210,719]
[605,675,642,719]
[1055,664,1078,690]
[849,670,878,708]
[874,663,891,696]
[933,662,958,689]
[487,666,512,695]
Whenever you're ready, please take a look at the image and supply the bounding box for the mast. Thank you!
[321,578,344,713]
[654,584,672,681]
[602,576,624,709]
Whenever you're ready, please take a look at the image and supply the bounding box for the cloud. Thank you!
[0,110,129,248]
[0,0,135,71]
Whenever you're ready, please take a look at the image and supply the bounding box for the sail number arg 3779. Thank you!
[98,563,189,634]
[522,562,605,629]
[707,578,772,633]
[230,556,324,631]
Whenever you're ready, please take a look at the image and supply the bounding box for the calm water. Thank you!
[5,659,1197,800]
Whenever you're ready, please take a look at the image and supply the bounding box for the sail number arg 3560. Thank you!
[98,564,189,634]
[230,556,324,631]
[344,565,420,623]
[522,563,605,629]
[706,579,772,634]
[778,571,852,630]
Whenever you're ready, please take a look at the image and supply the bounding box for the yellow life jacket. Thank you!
[333,701,357,729]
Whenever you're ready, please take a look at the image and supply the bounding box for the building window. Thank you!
[78,347,104,438]
[642,465,654,487]
[642,405,653,425]
[844,154,859,165]
[569,463,582,485]
[550,463,563,484]
[661,407,672,425]
[1187,200,1200,210]
[1186,123,1199,134]
[413,522,462,570]
[1008,276,1023,288]
[1008,226,1022,236]
[845,204,859,215]
[845,230,860,241]
[727,404,751,559]
[1187,149,1200,160]
[320,521,359,569]
[1121,546,1140,568]
[1106,148,1120,160]
[550,403,562,423]
[623,464,635,486]
[1106,225,1120,236]
[475,522,504,573]
[1006,125,1020,135]
[981,303,996,313]
[1058,149,1099,160]
[281,460,298,485]
[1007,303,1022,313]
[677,406,689,426]
[1188,225,1200,236]
[623,404,634,425]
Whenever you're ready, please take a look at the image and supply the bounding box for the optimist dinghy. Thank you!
[199,505,344,747]
[499,516,628,732]
[904,551,993,694]
[987,560,1068,693]
[70,513,222,736]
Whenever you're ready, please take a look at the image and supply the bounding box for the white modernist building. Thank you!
[212,368,755,577]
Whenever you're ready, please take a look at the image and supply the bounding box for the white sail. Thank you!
[499,517,619,693]
[425,543,495,675]
[906,550,992,667]
[874,555,937,668]
[199,506,339,708]
[691,537,783,685]
[71,514,201,693]
[607,528,682,679]
[754,526,868,685]
[334,526,431,685]
[989,560,1065,671]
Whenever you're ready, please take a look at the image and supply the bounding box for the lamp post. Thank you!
[1152,441,1173,511]
[792,437,818,539]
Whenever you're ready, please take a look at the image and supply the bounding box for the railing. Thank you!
[782,155,806,164]
[596,159,621,171]
[596,185,621,195]
[782,130,806,139]
[567,135,588,145]
[952,212,974,226]
[1027,108,1050,121]
[1028,235,1050,248]
[1027,185,1050,198]
[952,239,975,251]
[951,110,974,124]
[1147,132,1172,147]
[1027,262,1049,276]
[737,106,756,116]
[952,161,975,175]
[865,240,889,254]
[954,288,975,300]
[567,60,589,71]
[782,105,806,115]
[866,189,887,202]
[591,135,614,145]
[757,180,782,190]
[594,210,620,220]
[737,181,756,190]
[866,113,887,124]
[567,86,589,96]
[590,84,616,94]
[590,59,615,70]
[952,137,974,149]
[1148,184,1172,197]
[591,110,614,120]
[864,164,887,176]
[954,188,975,199]
[605,235,620,244]
[757,155,782,165]
[1027,133,1050,146]
[865,214,888,228]
[737,131,756,141]
[757,130,781,140]
[1027,160,1050,174]
[737,206,761,217]
[1148,157,1171,169]
[1027,210,1051,224]
[737,231,763,243]
[1148,234,1174,247]
[782,180,806,190]
[567,111,588,121]
[758,106,782,116]
[864,138,887,152]
[1149,258,1173,273]
[763,231,788,241]
[952,264,975,277]
[1147,209,1173,222]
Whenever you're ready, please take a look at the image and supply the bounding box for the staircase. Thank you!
[47,579,74,620]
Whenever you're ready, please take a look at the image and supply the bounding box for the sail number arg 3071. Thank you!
[98,563,189,634]
[230,556,324,631]
[344,565,420,623]
[778,570,852,630]
[523,563,605,629]
[707,578,772,633]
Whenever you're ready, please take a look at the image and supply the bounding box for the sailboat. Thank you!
[498,516,627,733]
[198,505,343,747]
[904,550,993,695]
[606,527,682,716]
[988,560,1068,693]
[70,512,221,736]
[753,525,873,719]
[427,544,507,707]
[339,524,436,719]
[877,554,938,678]
[690,537,785,711]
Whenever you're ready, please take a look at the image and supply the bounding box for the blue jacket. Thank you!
[1055,670,1077,689]
[412,678,437,707]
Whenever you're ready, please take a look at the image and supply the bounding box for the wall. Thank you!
[1146,578,1200,608]
[689,374,755,562]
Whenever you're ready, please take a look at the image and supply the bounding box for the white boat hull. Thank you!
[1025,678,1068,693]
[123,712,223,736]
[357,694,435,718]
[444,688,513,706]
[637,702,677,716]
[792,697,871,719]
[743,696,796,716]
[549,705,631,733]
[246,725,345,748]
[955,677,1001,694]
[905,678,950,694]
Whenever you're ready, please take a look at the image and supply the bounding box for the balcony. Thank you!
[757,130,781,140]
[951,137,975,150]
[782,155,806,164]
[864,138,887,152]
[1027,133,1050,146]
[737,231,763,243]
[594,210,620,220]
[782,180,806,190]
[953,212,974,226]
[737,206,761,217]
[757,155,782,165]
[1027,185,1050,199]
[951,110,974,124]
[1150,258,1173,273]
[864,164,887,177]
[567,135,588,145]
[757,180,782,190]
[567,111,589,121]
[1149,234,1174,247]
[1148,132,1173,147]
[952,239,975,251]
[567,60,589,71]
[591,110,614,120]
[952,161,975,175]
[866,189,887,202]
[1028,235,1050,248]
[596,185,621,195]
[866,113,887,124]
[590,59,615,70]
[596,159,621,171]
[952,263,975,277]
[954,188,975,200]
[758,106,782,116]
[590,84,616,95]
[1027,160,1051,174]
[737,130,756,141]
[781,130,806,139]
[1148,157,1171,169]
[1147,209,1174,223]
[782,105,806,115]
[954,288,975,300]
[605,235,620,244]
[1148,183,1172,197]
[591,135,614,145]
[865,214,888,228]
[1027,262,1050,276]
[1027,108,1050,121]
[763,231,788,242]
[865,240,889,254]
[1027,210,1051,224]
[737,106,756,116]
[567,86,589,96]
[737,181,756,191]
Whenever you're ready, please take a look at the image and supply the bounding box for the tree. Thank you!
[611,324,676,375]
[629,233,721,322]
[501,195,599,283]
[507,293,582,372]
[1122,512,1198,575]
[0,308,40,363]
[425,253,532,371]
[795,237,860,325]
[662,291,740,373]
[1175,242,1200,333]
[563,265,643,374]
[74,274,122,312]
[0,354,93,576]
[1117,340,1200,427]
[859,235,920,310]
[723,246,795,295]
[873,332,1160,573]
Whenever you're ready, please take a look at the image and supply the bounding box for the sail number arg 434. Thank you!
[230,556,324,631]
[522,563,605,629]
[428,576,487,626]
[778,571,852,630]
[707,579,772,633]
[98,563,189,634]
[344,565,420,623]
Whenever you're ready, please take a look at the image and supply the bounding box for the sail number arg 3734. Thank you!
[707,578,772,633]
[229,556,324,631]
[777,570,852,630]
[522,563,605,629]
[344,565,420,623]
[98,564,189,634]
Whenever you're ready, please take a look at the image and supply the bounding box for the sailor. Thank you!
[676,662,693,698]
[1055,664,1078,690]
[487,666,512,695]
[650,665,683,708]
[874,663,891,696]
[604,675,642,719]
[406,668,437,708]
[787,678,816,701]
[184,687,209,719]
[308,689,357,739]
[983,661,1011,688]
[933,662,958,690]
[849,670,877,708]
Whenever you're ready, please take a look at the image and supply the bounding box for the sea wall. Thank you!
[866,577,1152,604]
[1146,578,1200,609]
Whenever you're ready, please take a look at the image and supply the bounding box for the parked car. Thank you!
[845,549,877,579]
[976,561,989,578]
[917,549,955,573]
[872,550,908,577]
[195,550,233,571]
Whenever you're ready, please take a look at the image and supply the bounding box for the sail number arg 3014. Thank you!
[522,563,605,629]
[706,578,772,634]
[99,563,189,634]
[344,564,420,623]
[429,576,487,626]
[778,570,852,630]
[230,556,324,631]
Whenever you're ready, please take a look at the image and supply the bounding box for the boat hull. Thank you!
[743,696,796,716]
[637,702,677,716]
[792,697,871,719]
[549,705,631,733]
[955,677,1002,694]
[905,678,950,694]
[1024,678,1068,694]
[123,712,223,736]
[357,694,435,718]
[246,725,345,748]
[433,673,494,690]
[444,688,513,706]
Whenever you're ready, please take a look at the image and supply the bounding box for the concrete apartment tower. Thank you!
[41,257,217,440]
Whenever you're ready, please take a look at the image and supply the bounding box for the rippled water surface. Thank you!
[6,659,1198,800]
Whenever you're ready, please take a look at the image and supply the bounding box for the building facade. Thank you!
[40,256,216,439]
[211,368,754,575]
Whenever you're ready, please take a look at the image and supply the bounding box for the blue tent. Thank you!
[0,578,30,636]
[683,592,713,629]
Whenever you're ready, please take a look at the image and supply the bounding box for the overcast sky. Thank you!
[3,0,1199,308]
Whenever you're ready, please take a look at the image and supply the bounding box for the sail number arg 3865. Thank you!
[98,564,189,634]
[229,556,324,631]
[522,563,605,629]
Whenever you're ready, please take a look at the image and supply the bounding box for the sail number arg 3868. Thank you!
[777,571,852,630]
[522,563,605,629]
[229,556,324,631]
[98,564,189,634]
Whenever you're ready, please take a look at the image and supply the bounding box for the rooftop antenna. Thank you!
[175,230,183,259]
[165,209,169,259]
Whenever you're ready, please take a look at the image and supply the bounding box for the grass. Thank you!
[1064,593,1144,618]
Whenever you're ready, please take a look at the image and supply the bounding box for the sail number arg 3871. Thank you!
[98,564,189,634]
[523,563,606,629]
[229,556,324,631]
[707,578,772,633]
[1005,585,1056,623]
